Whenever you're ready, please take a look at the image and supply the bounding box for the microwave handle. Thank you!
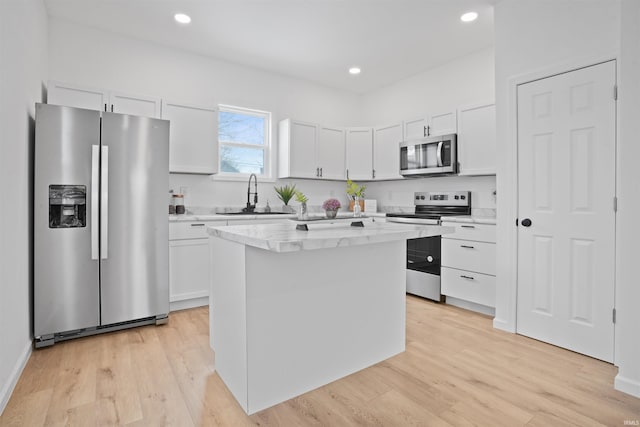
[436,140,444,167]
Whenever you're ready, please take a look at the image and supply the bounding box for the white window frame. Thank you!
[216,104,273,181]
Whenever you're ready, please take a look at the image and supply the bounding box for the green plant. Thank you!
[346,179,366,199]
[274,183,297,205]
[294,190,308,204]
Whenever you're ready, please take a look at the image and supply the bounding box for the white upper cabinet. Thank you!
[457,102,496,176]
[48,81,161,118]
[279,119,318,179]
[346,127,373,181]
[317,125,346,180]
[162,100,218,175]
[278,119,345,180]
[110,91,161,118]
[403,109,457,140]
[373,122,403,180]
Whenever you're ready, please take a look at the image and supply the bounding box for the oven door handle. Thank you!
[436,140,444,167]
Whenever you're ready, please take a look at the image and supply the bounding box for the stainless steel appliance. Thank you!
[400,133,457,177]
[386,191,471,301]
[34,103,170,348]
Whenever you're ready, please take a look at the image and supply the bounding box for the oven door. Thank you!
[406,236,443,301]
[400,134,457,176]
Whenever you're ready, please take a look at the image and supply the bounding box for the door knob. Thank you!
[521,218,532,227]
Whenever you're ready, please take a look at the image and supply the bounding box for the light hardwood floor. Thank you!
[1,296,639,426]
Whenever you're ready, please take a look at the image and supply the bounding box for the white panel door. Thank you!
[48,80,108,111]
[110,91,161,118]
[289,121,318,178]
[403,116,427,140]
[427,109,457,136]
[162,100,218,174]
[516,61,616,362]
[317,125,345,180]
[346,127,373,180]
[457,102,496,176]
[373,123,403,180]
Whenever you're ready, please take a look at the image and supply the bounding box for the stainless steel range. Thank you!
[386,191,471,301]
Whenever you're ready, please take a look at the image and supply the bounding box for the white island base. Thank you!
[208,222,451,414]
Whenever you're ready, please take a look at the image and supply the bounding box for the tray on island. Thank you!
[289,216,370,231]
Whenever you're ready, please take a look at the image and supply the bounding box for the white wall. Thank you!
[0,0,48,414]
[494,0,639,398]
[360,48,496,211]
[48,19,361,209]
[615,0,640,398]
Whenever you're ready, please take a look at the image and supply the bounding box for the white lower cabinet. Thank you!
[169,220,227,311]
[441,221,496,312]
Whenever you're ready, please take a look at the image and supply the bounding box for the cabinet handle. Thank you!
[424,125,431,137]
[110,104,114,112]
[320,167,323,177]
[423,126,427,137]
[460,275,475,280]
[191,223,205,227]
[104,103,107,112]
[346,169,349,180]
[316,167,319,177]
[460,225,476,229]
[372,169,376,179]
[460,245,475,249]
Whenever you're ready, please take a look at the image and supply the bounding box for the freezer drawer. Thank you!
[441,238,496,276]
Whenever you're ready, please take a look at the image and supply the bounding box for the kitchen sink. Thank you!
[217,211,290,215]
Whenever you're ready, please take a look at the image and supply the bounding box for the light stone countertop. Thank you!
[169,211,388,222]
[207,221,454,253]
[442,216,497,225]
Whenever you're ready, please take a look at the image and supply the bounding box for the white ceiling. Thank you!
[44,0,495,94]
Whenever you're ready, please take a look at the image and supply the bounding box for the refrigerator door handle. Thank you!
[101,146,109,259]
[91,145,100,260]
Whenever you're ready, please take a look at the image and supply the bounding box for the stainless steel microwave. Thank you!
[400,133,457,177]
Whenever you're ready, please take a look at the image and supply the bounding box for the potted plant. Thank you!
[274,183,296,213]
[294,190,309,220]
[346,179,366,212]
[322,198,341,219]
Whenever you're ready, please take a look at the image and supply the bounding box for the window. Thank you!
[218,105,271,178]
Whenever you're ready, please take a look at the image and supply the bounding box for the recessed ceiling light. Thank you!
[460,12,478,22]
[349,67,361,75]
[174,13,191,24]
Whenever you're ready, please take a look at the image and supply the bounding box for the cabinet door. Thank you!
[162,100,218,174]
[317,125,345,180]
[284,120,318,179]
[110,91,161,118]
[48,80,108,111]
[427,109,457,136]
[457,102,496,175]
[345,127,373,180]
[403,116,427,140]
[373,123,403,180]
[169,239,209,304]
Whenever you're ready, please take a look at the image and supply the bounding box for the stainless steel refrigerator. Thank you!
[34,103,169,347]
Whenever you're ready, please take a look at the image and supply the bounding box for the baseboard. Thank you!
[615,374,640,399]
[445,297,495,317]
[493,317,516,333]
[170,296,209,312]
[0,341,32,415]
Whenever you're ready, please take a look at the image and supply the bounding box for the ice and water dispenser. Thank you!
[49,185,86,228]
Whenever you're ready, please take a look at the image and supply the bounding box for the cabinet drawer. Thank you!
[441,239,496,275]
[169,220,226,240]
[442,267,495,308]
[441,221,496,243]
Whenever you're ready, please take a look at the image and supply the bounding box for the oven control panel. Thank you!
[414,191,471,206]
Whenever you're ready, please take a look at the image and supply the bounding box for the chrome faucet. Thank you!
[243,173,258,212]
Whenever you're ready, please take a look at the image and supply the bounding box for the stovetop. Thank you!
[386,191,471,220]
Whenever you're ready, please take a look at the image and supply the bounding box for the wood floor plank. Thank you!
[1,296,639,426]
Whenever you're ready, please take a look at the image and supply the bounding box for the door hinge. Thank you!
[614,196,618,212]
[613,308,617,324]
[614,85,618,101]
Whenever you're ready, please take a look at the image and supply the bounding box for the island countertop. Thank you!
[207,220,453,253]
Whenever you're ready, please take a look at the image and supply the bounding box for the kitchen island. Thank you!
[207,220,453,414]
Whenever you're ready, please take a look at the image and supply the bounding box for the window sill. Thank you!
[211,174,277,183]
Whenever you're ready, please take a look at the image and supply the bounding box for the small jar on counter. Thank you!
[172,194,185,214]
